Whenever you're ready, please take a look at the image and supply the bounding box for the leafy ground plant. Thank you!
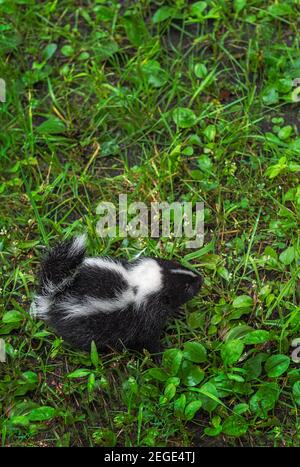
[0,0,300,447]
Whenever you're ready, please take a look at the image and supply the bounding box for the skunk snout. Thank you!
[195,274,202,288]
[184,274,202,300]
[191,275,202,295]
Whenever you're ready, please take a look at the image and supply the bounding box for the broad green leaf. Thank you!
[172,107,197,128]
[242,330,271,345]
[288,162,300,172]
[163,383,177,402]
[265,354,290,378]
[181,361,205,386]
[268,3,293,16]
[210,373,233,398]
[15,371,39,396]
[279,246,295,265]
[243,353,268,381]
[188,133,202,145]
[194,63,208,78]
[197,154,213,172]
[140,383,159,398]
[21,371,38,384]
[262,87,279,105]
[43,43,57,60]
[187,311,205,329]
[197,382,221,412]
[183,341,207,363]
[249,382,280,418]
[287,369,300,384]
[221,340,244,365]
[166,376,180,386]
[190,2,208,17]
[17,239,39,249]
[37,117,66,134]
[174,394,186,417]
[289,138,300,152]
[2,310,23,323]
[233,403,249,415]
[10,415,30,427]
[8,401,37,418]
[225,325,254,342]
[152,6,177,23]
[278,125,292,140]
[184,400,202,420]
[227,373,244,382]
[234,0,246,13]
[217,266,230,281]
[265,157,287,179]
[204,425,222,436]
[95,6,116,22]
[61,45,74,57]
[182,146,194,156]
[28,406,56,421]
[228,307,253,320]
[67,369,91,378]
[263,246,278,260]
[222,415,248,437]
[163,348,183,376]
[203,124,216,142]
[140,60,168,88]
[146,368,168,382]
[78,52,90,61]
[232,295,253,309]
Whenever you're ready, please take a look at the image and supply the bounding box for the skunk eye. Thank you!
[184,283,191,292]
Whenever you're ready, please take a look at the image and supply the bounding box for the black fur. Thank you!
[33,237,202,354]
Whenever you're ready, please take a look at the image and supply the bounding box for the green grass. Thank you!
[1,0,300,447]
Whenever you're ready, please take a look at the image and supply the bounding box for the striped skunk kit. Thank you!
[32,236,202,354]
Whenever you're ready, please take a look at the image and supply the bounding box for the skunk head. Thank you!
[156,259,202,309]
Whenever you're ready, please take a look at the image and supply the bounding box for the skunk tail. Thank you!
[38,235,86,295]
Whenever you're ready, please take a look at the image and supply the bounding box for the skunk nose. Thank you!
[194,275,203,289]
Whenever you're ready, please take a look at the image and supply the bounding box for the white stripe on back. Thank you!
[60,289,136,319]
[170,268,198,278]
[83,257,128,281]
[127,259,162,305]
